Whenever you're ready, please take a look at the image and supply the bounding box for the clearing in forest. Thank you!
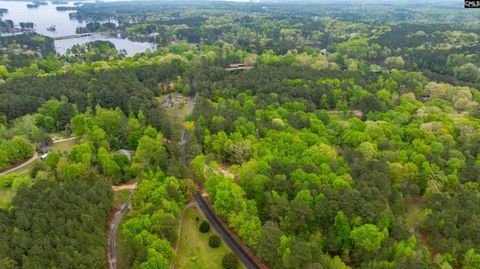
[13,137,78,177]
[0,138,79,207]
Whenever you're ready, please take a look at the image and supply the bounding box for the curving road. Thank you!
[108,188,136,269]
[0,152,39,176]
[182,84,263,269]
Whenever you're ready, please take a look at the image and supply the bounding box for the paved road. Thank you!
[193,193,260,269]
[108,189,136,269]
[182,84,261,269]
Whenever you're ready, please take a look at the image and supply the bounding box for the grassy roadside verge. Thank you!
[175,206,246,269]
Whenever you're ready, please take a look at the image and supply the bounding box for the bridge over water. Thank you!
[53,33,92,40]
[53,31,115,40]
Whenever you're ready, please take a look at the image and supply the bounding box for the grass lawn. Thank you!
[157,94,189,122]
[157,93,190,139]
[51,138,78,154]
[176,207,246,269]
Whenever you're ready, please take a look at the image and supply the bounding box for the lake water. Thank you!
[0,0,155,55]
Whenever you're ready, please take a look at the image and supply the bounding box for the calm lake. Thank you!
[0,0,155,55]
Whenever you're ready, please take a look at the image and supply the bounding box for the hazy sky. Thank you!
[218,0,460,2]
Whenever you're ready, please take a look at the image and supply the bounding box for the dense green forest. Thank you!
[0,1,479,269]
[190,63,480,268]
[0,179,112,268]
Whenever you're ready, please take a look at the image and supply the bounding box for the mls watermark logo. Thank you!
[465,0,480,8]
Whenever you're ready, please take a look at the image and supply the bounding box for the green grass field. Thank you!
[176,207,246,269]
[52,138,78,154]
[157,93,190,140]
